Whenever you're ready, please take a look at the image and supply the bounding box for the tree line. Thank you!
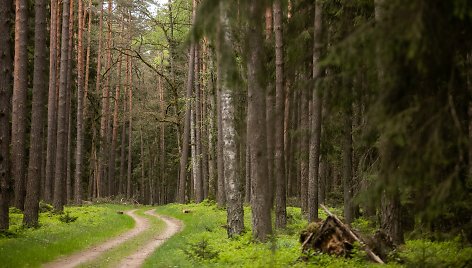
[0,0,471,244]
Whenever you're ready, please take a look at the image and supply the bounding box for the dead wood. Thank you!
[300,204,384,264]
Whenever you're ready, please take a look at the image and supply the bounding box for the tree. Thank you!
[53,0,72,212]
[75,0,85,204]
[45,0,59,204]
[218,0,244,237]
[0,0,13,230]
[11,0,29,210]
[247,0,272,242]
[308,0,323,223]
[177,6,196,203]
[273,0,287,229]
[23,0,48,227]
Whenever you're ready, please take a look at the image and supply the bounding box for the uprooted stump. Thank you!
[300,204,385,264]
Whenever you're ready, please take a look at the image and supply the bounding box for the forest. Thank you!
[0,0,472,267]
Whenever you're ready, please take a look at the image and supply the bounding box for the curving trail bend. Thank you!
[43,209,182,268]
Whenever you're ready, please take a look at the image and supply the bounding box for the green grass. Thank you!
[0,204,135,267]
[79,207,165,268]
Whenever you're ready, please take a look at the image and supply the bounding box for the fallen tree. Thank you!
[300,204,385,264]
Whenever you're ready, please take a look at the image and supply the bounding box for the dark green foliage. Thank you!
[183,237,220,261]
[39,201,54,213]
[59,212,78,223]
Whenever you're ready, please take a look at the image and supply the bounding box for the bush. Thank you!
[39,201,54,213]
[59,212,78,223]
[183,237,219,261]
[397,238,472,268]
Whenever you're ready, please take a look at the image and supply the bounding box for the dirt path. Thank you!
[117,210,183,268]
[43,209,182,268]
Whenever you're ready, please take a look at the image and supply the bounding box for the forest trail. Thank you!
[43,209,182,268]
[117,210,183,267]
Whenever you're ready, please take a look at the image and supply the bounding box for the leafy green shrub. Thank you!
[9,207,22,214]
[398,238,472,268]
[39,201,54,213]
[59,212,78,223]
[183,237,219,261]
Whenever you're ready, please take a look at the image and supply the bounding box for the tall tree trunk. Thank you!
[216,57,226,207]
[375,0,403,244]
[75,0,85,204]
[194,43,203,203]
[65,0,74,204]
[95,0,104,197]
[126,56,133,199]
[308,0,323,222]
[300,86,310,215]
[109,48,123,197]
[0,0,13,230]
[265,6,275,209]
[248,1,272,242]
[273,0,287,228]
[11,0,29,210]
[177,34,195,203]
[208,61,217,200]
[45,0,59,203]
[219,0,244,237]
[342,107,353,224]
[53,0,71,212]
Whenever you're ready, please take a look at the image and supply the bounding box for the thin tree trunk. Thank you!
[248,0,272,242]
[273,0,287,228]
[216,62,226,207]
[0,0,12,230]
[265,6,275,209]
[177,43,195,203]
[140,127,145,203]
[11,0,29,210]
[300,85,310,215]
[65,0,74,204]
[75,0,85,204]
[53,0,71,212]
[342,107,353,224]
[308,0,323,222]
[194,43,203,203]
[45,0,59,204]
[95,0,104,197]
[127,56,133,199]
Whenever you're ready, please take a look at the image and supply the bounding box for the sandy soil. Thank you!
[43,209,182,268]
[117,210,183,268]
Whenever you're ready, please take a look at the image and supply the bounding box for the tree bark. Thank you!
[45,0,59,203]
[300,85,310,215]
[273,0,287,229]
[216,58,226,207]
[53,0,71,212]
[308,0,323,222]
[219,1,244,237]
[0,0,13,230]
[95,0,104,197]
[194,43,203,203]
[248,0,272,242]
[126,56,133,199]
[11,0,29,210]
[23,0,48,226]
[75,0,85,204]
[265,6,275,209]
[342,107,353,224]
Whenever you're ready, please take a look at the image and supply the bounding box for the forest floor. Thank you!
[1,202,471,267]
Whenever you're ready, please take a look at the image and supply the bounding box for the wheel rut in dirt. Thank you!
[43,209,182,268]
[117,210,183,268]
